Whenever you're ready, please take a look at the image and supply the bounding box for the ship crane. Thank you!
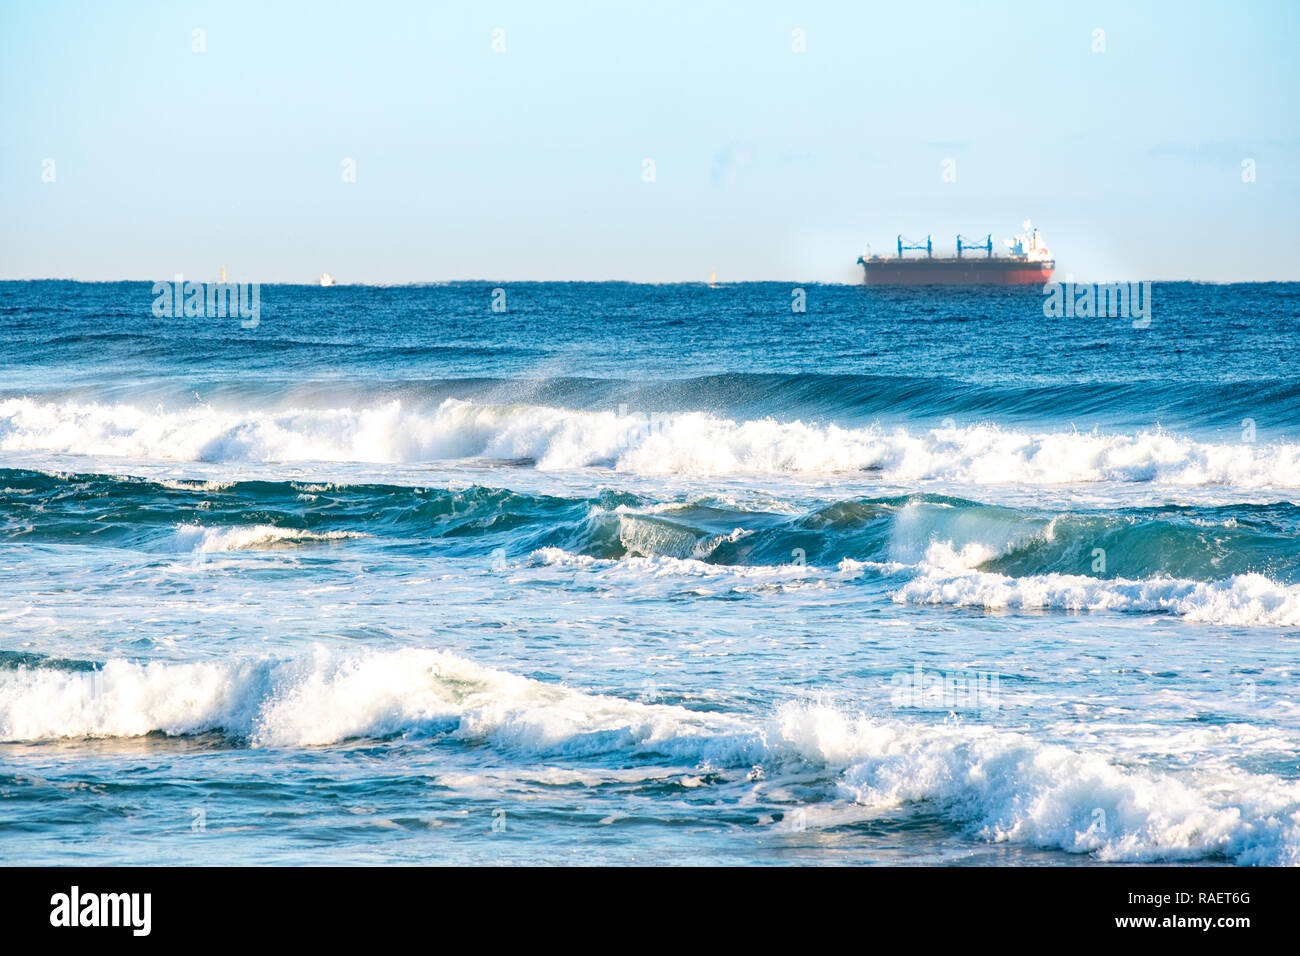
[956,234,993,258]
[896,234,933,258]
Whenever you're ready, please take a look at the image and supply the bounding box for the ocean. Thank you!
[0,279,1297,865]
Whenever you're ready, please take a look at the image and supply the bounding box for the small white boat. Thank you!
[320,273,336,287]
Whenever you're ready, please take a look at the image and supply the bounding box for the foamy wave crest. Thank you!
[4,397,1300,484]
[525,546,832,595]
[2,648,1295,862]
[0,647,749,751]
[894,569,1300,626]
[529,546,781,577]
[168,524,366,552]
[824,713,1300,864]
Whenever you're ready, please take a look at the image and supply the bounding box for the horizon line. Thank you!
[2,276,1296,287]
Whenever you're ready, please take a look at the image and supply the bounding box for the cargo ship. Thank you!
[857,220,1054,285]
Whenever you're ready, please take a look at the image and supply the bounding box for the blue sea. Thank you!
[1,279,1298,865]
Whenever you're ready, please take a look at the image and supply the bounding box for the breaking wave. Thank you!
[168,524,367,552]
[3,397,1299,485]
[893,569,1300,627]
[5,467,1300,625]
[0,647,1295,864]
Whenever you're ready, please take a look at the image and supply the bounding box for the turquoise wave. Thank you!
[3,468,1297,583]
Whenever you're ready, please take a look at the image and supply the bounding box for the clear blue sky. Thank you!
[2,0,1297,283]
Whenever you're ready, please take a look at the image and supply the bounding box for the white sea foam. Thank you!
[0,657,268,741]
[0,647,750,751]
[167,523,365,552]
[526,546,827,591]
[4,397,1300,486]
[825,713,1300,864]
[1,647,1295,863]
[894,568,1300,627]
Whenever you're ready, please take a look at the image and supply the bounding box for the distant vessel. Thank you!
[320,273,336,287]
[858,220,1054,286]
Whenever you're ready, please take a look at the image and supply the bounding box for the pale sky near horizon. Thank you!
[2,0,1298,283]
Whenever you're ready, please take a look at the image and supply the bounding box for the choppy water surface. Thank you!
[1,280,1297,865]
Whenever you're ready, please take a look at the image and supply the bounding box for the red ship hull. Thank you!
[860,258,1054,286]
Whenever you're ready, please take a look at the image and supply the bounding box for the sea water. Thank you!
[0,280,1297,865]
